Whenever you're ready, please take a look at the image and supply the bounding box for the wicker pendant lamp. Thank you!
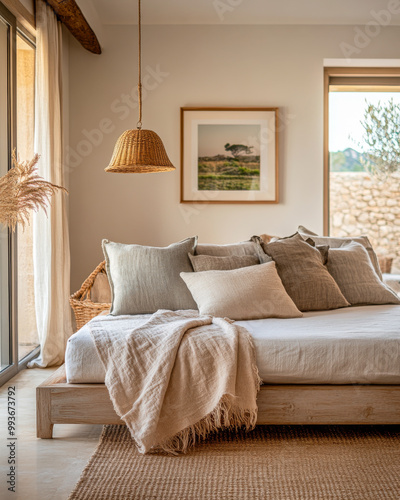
[105,0,175,173]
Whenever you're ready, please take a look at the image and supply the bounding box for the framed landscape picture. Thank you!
[180,107,279,204]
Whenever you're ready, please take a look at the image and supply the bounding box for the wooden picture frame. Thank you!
[180,107,279,204]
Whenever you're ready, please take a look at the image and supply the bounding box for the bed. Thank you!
[37,304,400,438]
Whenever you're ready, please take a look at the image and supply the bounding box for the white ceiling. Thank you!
[90,0,400,26]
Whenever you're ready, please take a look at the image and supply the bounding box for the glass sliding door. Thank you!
[16,32,38,362]
[0,14,9,371]
[0,3,17,384]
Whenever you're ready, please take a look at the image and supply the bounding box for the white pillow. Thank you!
[181,261,302,321]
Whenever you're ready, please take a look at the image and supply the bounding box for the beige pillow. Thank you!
[180,261,302,321]
[384,275,400,295]
[196,240,259,257]
[188,253,259,272]
[263,233,349,312]
[103,237,198,315]
[298,225,382,280]
[327,242,400,306]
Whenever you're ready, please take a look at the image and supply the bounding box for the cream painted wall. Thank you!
[67,24,400,291]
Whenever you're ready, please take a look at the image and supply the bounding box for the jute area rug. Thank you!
[68,424,400,500]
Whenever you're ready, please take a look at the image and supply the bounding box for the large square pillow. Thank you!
[326,242,400,306]
[263,233,349,311]
[298,225,382,279]
[180,261,302,321]
[188,253,259,272]
[103,237,198,315]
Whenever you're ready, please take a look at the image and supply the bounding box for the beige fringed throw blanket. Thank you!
[89,309,261,454]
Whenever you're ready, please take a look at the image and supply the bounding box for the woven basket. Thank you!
[70,261,111,331]
[378,256,393,274]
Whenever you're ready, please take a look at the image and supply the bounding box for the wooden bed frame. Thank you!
[36,364,400,438]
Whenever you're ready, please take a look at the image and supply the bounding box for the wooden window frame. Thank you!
[323,67,400,234]
[0,1,18,387]
[1,0,35,36]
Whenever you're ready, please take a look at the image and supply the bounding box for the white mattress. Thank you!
[65,305,400,385]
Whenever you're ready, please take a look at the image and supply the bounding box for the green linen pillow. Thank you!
[103,237,198,315]
[180,261,302,321]
[263,233,350,312]
[326,241,400,306]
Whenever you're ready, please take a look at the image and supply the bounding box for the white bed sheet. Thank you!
[65,305,400,385]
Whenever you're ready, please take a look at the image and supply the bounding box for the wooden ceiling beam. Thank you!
[45,0,101,54]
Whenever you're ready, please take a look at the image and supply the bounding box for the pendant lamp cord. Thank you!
[137,0,142,130]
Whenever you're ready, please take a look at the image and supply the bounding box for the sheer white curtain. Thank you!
[28,0,72,368]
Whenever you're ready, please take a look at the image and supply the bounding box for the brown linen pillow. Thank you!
[263,233,349,312]
[298,225,382,280]
[317,245,329,265]
[326,242,400,306]
[180,261,302,321]
[188,253,259,272]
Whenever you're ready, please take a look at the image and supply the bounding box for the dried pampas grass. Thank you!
[0,151,68,232]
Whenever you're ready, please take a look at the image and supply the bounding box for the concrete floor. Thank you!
[0,367,102,500]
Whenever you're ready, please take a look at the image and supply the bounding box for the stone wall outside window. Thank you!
[330,172,400,274]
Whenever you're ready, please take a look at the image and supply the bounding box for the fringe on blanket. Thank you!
[152,395,256,455]
[153,364,262,455]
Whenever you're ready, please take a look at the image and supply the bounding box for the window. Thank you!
[0,2,17,383]
[16,31,38,361]
[324,68,400,275]
[0,2,37,385]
